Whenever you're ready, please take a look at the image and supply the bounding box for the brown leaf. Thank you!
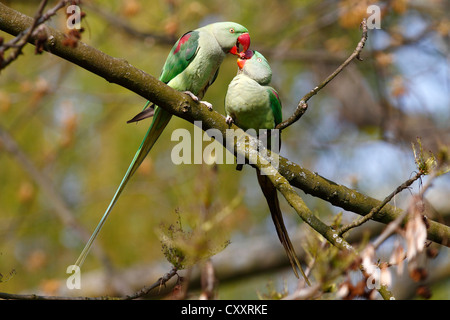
[409,267,428,282]
[416,285,432,299]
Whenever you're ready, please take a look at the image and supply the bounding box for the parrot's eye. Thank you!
[229,28,235,33]
[257,57,262,62]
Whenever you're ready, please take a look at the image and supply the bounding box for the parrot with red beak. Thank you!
[75,22,250,268]
[225,50,310,284]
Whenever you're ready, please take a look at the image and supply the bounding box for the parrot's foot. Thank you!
[201,100,213,110]
[183,91,213,110]
[225,115,234,125]
[183,91,199,101]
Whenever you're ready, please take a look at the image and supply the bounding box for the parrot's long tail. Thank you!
[255,169,310,285]
[74,105,172,268]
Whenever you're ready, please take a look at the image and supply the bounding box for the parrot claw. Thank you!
[201,100,213,110]
[225,115,234,125]
[183,91,199,101]
[183,91,213,110]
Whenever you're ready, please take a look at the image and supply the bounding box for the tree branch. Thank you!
[123,266,179,300]
[337,171,423,237]
[0,266,179,300]
[253,154,353,251]
[0,0,72,70]
[276,19,368,131]
[0,3,448,247]
[278,157,449,246]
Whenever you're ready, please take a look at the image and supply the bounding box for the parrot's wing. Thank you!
[268,88,282,126]
[126,31,200,123]
[159,30,200,83]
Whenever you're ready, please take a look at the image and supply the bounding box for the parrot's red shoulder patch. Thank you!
[174,33,192,54]
[271,89,279,100]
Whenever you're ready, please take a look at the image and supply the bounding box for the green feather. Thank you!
[268,88,282,126]
[159,31,200,83]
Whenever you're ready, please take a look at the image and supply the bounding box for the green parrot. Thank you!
[75,22,250,268]
[225,50,310,284]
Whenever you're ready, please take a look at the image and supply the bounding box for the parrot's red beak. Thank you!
[237,58,246,70]
[230,33,251,57]
[237,50,254,69]
[238,33,251,53]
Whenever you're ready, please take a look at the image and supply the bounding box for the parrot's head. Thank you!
[210,22,250,57]
[237,50,272,85]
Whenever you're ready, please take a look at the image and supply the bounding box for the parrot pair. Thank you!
[225,50,309,284]
[75,21,309,285]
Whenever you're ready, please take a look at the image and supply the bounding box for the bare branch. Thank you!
[0,266,179,300]
[338,171,423,237]
[199,260,217,300]
[254,154,354,252]
[276,19,368,131]
[124,266,179,300]
[0,0,72,70]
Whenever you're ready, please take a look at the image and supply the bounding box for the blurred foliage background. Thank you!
[0,0,449,299]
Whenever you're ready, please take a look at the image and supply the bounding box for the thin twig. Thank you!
[123,266,179,300]
[199,260,217,300]
[0,266,179,300]
[0,0,48,69]
[276,19,368,131]
[0,0,73,70]
[337,171,423,237]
